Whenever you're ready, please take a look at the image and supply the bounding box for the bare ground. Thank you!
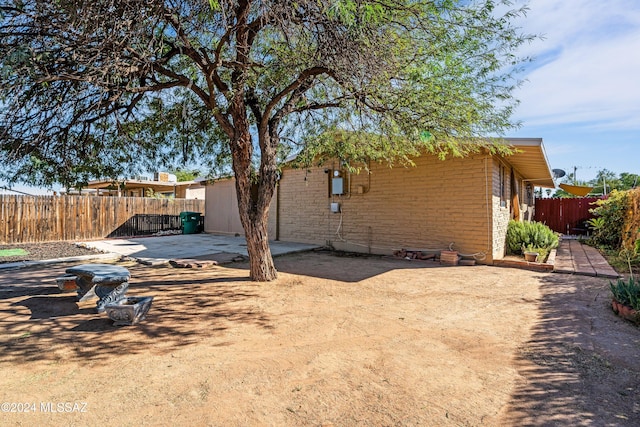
[0,252,638,426]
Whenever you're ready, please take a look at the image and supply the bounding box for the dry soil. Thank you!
[0,251,638,426]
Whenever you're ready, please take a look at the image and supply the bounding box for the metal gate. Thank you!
[107,214,183,238]
[534,197,603,235]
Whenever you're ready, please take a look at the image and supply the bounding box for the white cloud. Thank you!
[510,0,640,130]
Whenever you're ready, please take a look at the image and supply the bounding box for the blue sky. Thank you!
[2,0,638,195]
[508,0,640,183]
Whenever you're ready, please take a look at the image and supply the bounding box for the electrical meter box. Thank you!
[331,202,341,213]
[331,177,344,195]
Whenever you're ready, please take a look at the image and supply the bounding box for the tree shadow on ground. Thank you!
[272,250,443,283]
[503,272,640,426]
[0,263,273,365]
[0,252,471,368]
[0,268,63,301]
[14,296,96,318]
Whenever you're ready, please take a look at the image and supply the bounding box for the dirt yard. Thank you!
[0,251,638,426]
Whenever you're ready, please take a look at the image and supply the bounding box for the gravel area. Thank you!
[0,241,105,264]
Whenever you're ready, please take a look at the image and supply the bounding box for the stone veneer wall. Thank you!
[491,157,512,261]
[490,157,532,261]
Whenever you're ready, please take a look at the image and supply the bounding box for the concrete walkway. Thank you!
[554,238,619,278]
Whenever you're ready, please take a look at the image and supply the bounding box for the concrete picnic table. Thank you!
[65,264,130,312]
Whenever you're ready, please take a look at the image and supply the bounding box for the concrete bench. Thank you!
[64,264,130,312]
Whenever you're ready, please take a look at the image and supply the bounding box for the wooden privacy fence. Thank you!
[534,197,603,235]
[0,195,205,244]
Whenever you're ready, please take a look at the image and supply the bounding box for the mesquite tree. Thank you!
[0,1,532,281]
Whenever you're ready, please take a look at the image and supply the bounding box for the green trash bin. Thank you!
[179,211,202,234]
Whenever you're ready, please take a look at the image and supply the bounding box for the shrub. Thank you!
[610,276,640,311]
[506,220,559,255]
[621,189,640,252]
[588,190,629,249]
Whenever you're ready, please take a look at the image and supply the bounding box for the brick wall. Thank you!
[203,152,533,263]
[277,153,498,262]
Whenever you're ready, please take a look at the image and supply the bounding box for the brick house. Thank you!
[204,138,555,263]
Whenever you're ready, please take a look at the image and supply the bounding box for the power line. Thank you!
[0,186,38,196]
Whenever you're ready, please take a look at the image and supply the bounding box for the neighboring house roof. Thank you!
[503,138,555,188]
[83,179,204,193]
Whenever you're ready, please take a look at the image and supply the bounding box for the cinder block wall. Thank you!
[277,153,499,262]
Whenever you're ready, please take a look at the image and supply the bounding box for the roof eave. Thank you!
[503,138,555,188]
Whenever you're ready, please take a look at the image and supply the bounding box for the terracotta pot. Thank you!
[612,299,640,324]
[55,274,78,292]
[524,252,539,262]
[611,300,620,314]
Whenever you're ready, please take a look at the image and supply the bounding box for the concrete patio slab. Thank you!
[79,233,319,265]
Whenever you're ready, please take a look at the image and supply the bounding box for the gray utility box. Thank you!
[332,177,344,195]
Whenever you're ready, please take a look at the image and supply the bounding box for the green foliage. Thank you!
[506,220,559,255]
[610,276,640,311]
[0,0,539,280]
[0,0,535,189]
[172,168,201,182]
[620,172,640,190]
[144,188,172,199]
[586,217,606,233]
[294,130,515,171]
[588,190,629,249]
[591,168,620,195]
[600,247,640,278]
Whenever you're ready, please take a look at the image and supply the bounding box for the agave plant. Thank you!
[610,276,640,310]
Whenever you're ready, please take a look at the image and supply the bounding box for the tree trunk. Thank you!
[235,178,278,280]
[229,121,278,281]
[242,209,277,281]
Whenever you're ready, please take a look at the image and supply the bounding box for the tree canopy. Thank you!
[1,0,534,280]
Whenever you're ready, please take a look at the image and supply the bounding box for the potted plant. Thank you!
[506,220,558,263]
[610,276,640,325]
[523,246,539,262]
